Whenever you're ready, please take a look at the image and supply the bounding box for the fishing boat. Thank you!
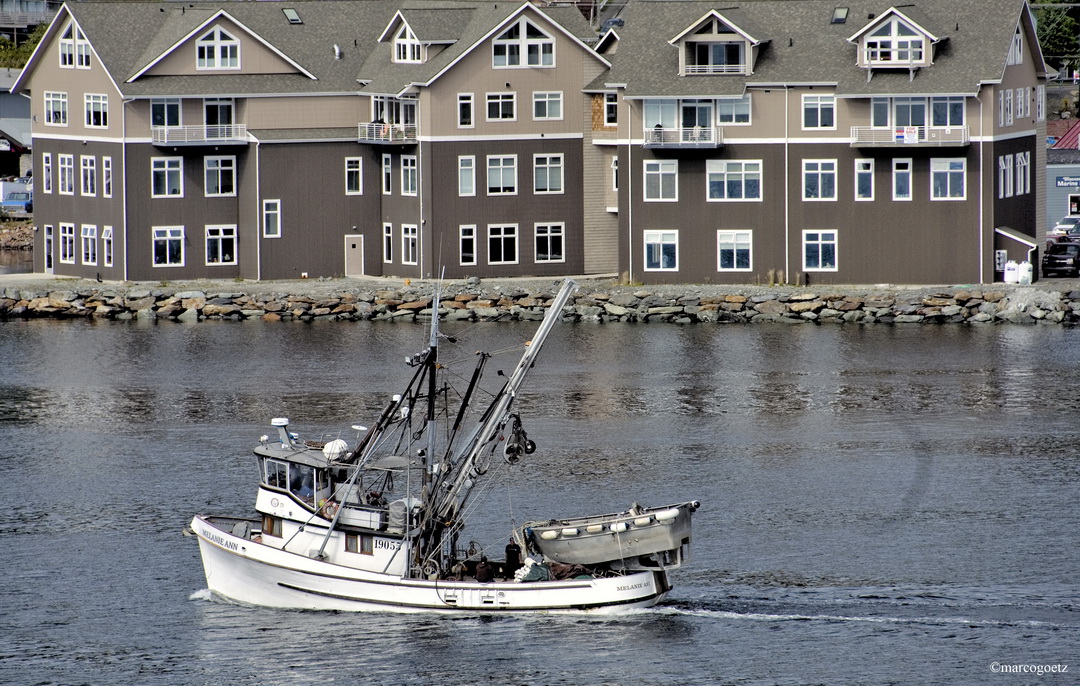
[190,279,699,614]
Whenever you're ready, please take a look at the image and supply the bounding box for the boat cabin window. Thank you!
[262,514,283,538]
[265,459,288,489]
[290,464,316,501]
[346,533,374,555]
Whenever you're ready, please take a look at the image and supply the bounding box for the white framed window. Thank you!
[81,224,97,265]
[871,97,890,127]
[59,23,90,69]
[533,92,562,120]
[1037,84,1046,122]
[802,160,836,200]
[930,97,964,127]
[42,153,52,194]
[382,155,392,195]
[999,155,1014,198]
[717,95,751,124]
[802,95,835,130]
[931,158,965,200]
[401,155,417,196]
[533,154,563,194]
[205,225,237,265]
[492,18,554,68]
[611,157,619,191]
[534,223,564,263]
[151,98,181,128]
[460,225,476,265]
[644,160,677,201]
[458,94,474,128]
[487,155,517,195]
[262,199,281,238]
[153,226,185,266]
[393,24,423,63]
[486,93,516,121]
[717,230,752,271]
[345,157,362,195]
[152,158,183,197]
[58,154,74,195]
[855,159,874,200]
[864,17,924,65]
[1003,89,1014,126]
[401,224,418,265]
[44,92,67,126]
[644,230,678,271]
[707,160,761,201]
[196,27,239,70]
[488,224,518,264]
[1008,26,1023,65]
[102,226,113,267]
[204,156,235,197]
[604,93,618,126]
[383,223,393,262]
[102,157,112,198]
[84,94,108,128]
[80,155,96,196]
[458,156,475,197]
[1016,151,1030,195]
[892,158,912,201]
[1015,88,1024,119]
[59,223,75,264]
[803,230,837,271]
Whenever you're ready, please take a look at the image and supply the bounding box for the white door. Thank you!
[344,234,364,276]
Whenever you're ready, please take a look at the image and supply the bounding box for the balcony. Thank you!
[643,126,723,149]
[151,125,248,146]
[850,125,969,147]
[683,64,746,75]
[358,123,418,144]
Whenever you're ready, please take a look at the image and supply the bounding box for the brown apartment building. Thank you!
[13,0,1046,285]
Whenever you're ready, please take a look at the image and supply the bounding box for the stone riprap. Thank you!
[1,277,1078,325]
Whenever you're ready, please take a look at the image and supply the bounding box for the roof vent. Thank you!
[334,44,342,59]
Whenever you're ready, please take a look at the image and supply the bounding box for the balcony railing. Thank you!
[683,64,746,75]
[850,125,969,147]
[358,123,418,144]
[643,126,723,148]
[151,125,248,145]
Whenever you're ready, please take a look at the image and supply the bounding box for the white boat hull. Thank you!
[192,516,670,614]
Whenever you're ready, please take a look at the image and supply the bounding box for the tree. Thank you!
[0,23,46,69]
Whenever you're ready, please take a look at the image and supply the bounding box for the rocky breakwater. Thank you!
[1,278,1079,325]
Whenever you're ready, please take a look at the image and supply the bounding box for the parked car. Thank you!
[0,190,32,216]
[1051,216,1080,234]
[1042,241,1080,277]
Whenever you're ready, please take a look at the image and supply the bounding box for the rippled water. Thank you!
[1,319,1077,684]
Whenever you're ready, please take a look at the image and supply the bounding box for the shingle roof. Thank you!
[591,0,1039,98]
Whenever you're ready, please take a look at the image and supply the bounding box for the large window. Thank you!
[493,18,554,67]
[401,224,418,265]
[644,160,677,201]
[717,96,750,124]
[604,93,618,126]
[58,155,74,195]
[152,158,183,197]
[393,24,422,63]
[855,159,874,200]
[717,230,752,271]
[460,225,476,265]
[864,17,924,64]
[999,155,1014,198]
[205,225,236,265]
[893,158,912,201]
[533,92,562,120]
[487,155,517,195]
[931,96,964,127]
[644,230,678,271]
[931,158,965,200]
[262,200,281,238]
[401,156,417,196]
[535,223,564,263]
[205,156,235,197]
[81,225,97,265]
[84,94,108,128]
[803,230,837,271]
[197,27,239,70]
[345,158,362,195]
[80,156,96,196]
[42,153,52,194]
[59,23,90,69]
[707,160,760,200]
[458,156,475,196]
[802,95,835,130]
[802,160,836,200]
[458,94,473,128]
[59,224,75,264]
[488,225,518,264]
[1015,151,1030,196]
[44,92,67,126]
[153,227,184,266]
[486,93,516,121]
[533,154,563,194]
[151,98,181,127]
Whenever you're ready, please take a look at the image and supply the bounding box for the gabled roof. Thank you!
[846,5,946,44]
[591,0,1039,99]
[378,8,472,44]
[668,8,767,46]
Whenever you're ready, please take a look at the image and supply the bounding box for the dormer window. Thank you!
[864,17,924,65]
[493,18,554,68]
[394,24,423,63]
[683,17,748,75]
[197,27,240,70]
[1007,25,1023,65]
[59,23,91,69]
